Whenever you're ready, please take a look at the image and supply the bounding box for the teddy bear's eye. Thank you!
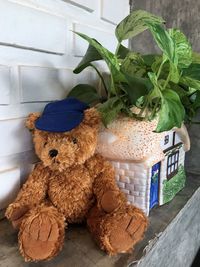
[72,137,78,144]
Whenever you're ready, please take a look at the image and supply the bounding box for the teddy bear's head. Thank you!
[26,99,100,172]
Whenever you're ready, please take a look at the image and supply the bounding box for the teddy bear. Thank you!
[5,98,148,262]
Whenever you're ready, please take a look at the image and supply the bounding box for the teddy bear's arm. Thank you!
[86,154,126,213]
[6,162,49,224]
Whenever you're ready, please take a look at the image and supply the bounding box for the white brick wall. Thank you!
[110,160,151,214]
[0,0,129,209]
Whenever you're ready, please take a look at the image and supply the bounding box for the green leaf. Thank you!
[169,83,189,98]
[121,72,153,104]
[74,32,119,71]
[98,97,124,126]
[146,72,162,111]
[121,52,147,77]
[73,44,102,74]
[67,84,100,105]
[192,52,200,63]
[170,63,180,83]
[151,56,167,77]
[156,89,185,132]
[145,22,176,64]
[142,54,160,67]
[73,32,124,94]
[180,76,200,90]
[115,10,164,42]
[182,63,200,81]
[191,90,200,110]
[169,29,192,69]
[116,44,130,59]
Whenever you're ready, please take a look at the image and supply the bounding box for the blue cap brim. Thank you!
[35,111,84,132]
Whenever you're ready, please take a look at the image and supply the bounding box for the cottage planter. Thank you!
[96,116,190,215]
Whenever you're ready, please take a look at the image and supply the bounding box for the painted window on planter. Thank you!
[164,135,169,145]
[167,151,179,179]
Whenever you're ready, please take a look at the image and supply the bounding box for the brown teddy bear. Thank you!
[5,98,148,262]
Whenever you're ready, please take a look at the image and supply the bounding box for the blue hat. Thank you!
[35,98,89,132]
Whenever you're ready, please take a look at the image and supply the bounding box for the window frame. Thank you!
[167,150,179,180]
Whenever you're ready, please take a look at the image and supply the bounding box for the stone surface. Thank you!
[185,114,200,174]
[130,0,200,53]
[0,172,199,267]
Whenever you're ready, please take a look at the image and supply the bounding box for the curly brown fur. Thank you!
[87,205,148,255]
[6,107,148,262]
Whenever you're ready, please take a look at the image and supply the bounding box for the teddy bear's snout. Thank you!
[49,149,58,158]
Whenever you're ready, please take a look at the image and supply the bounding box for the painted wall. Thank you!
[0,0,129,209]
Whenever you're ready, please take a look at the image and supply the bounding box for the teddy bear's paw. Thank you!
[104,208,148,255]
[100,190,123,213]
[5,203,29,229]
[18,207,65,262]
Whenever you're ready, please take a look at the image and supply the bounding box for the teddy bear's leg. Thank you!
[87,204,148,255]
[18,203,65,262]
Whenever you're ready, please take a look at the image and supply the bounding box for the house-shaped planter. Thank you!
[96,116,190,215]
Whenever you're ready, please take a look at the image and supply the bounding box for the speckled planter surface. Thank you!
[96,116,190,215]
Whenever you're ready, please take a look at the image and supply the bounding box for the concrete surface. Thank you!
[0,172,199,267]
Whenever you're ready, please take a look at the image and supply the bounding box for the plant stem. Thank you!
[163,72,171,90]
[156,60,164,80]
[90,63,108,97]
[115,42,121,56]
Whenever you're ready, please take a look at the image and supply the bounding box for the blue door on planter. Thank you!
[150,162,161,210]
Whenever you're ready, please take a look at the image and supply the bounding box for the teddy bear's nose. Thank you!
[49,149,58,158]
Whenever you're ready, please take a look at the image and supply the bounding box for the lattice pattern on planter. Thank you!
[110,160,151,214]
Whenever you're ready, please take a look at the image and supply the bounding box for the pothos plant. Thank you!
[68,10,200,132]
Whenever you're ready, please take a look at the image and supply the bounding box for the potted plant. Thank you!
[68,10,200,215]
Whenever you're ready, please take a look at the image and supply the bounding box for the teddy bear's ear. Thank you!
[25,112,41,131]
[83,108,101,129]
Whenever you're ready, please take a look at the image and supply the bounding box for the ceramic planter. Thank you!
[96,116,190,215]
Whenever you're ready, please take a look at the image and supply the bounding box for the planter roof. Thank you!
[96,116,189,167]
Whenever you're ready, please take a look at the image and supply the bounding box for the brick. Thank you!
[121,189,130,195]
[0,65,11,105]
[127,195,135,203]
[101,0,129,25]
[130,191,140,196]
[125,183,135,191]
[116,169,125,176]
[115,175,120,181]
[120,176,130,183]
[0,118,33,157]
[133,178,147,186]
[0,1,67,54]
[111,161,120,169]
[135,196,145,205]
[20,66,73,103]
[119,163,129,170]
[139,192,146,197]
[0,167,20,209]
[125,169,135,177]
[135,184,146,192]
[117,182,125,189]
[134,171,148,179]
[67,0,96,11]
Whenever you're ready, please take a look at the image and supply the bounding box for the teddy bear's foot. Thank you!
[87,204,148,255]
[18,204,65,262]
